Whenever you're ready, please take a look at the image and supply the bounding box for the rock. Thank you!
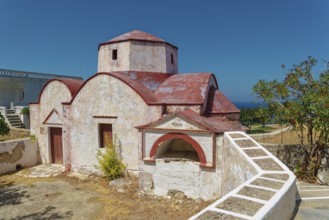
[68,172,88,181]
[167,189,187,200]
[317,151,329,185]
[317,168,329,185]
[109,178,132,188]
[138,172,153,192]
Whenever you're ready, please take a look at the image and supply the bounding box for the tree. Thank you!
[253,57,329,180]
[240,107,258,130]
[255,107,272,128]
[0,113,10,136]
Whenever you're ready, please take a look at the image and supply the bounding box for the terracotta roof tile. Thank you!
[55,78,84,97]
[136,109,242,133]
[108,30,165,43]
[207,90,240,114]
[178,109,242,133]
[117,71,172,92]
[99,30,177,49]
[31,78,84,104]
[154,73,213,104]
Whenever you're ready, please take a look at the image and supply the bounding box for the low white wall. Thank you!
[190,132,297,220]
[0,138,39,174]
[221,135,258,195]
[140,159,221,200]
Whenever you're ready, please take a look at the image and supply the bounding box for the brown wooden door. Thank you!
[50,127,63,164]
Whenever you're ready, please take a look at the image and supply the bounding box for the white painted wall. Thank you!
[98,41,178,74]
[0,138,39,174]
[156,117,204,130]
[165,44,178,74]
[139,134,223,200]
[98,41,131,72]
[30,80,72,164]
[190,132,297,220]
[67,74,161,173]
[130,41,167,72]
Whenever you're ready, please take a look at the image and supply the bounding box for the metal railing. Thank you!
[0,68,82,80]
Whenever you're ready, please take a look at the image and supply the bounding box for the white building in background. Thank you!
[0,68,82,128]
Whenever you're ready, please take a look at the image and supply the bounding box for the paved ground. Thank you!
[293,181,329,220]
[17,164,65,178]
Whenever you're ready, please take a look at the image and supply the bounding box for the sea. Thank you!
[233,101,266,109]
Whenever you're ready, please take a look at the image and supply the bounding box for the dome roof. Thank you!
[108,30,165,43]
[98,30,177,49]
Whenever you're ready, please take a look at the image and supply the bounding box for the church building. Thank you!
[30,30,242,200]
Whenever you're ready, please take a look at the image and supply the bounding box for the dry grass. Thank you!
[252,129,301,145]
[0,129,30,142]
[0,172,212,220]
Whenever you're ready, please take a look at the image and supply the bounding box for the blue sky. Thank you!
[0,0,328,102]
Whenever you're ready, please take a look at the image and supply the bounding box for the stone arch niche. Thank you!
[149,133,207,167]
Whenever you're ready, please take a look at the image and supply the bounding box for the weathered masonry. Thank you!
[30,30,242,200]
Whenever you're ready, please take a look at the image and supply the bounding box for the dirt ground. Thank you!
[0,171,212,220]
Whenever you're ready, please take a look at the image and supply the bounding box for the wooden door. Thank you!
[50,127,63,164]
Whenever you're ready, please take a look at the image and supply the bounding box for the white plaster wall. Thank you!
[98,41,131,72]
[165,44,178,74]
[30,81,72,164]
[143,130,213,165]
[129,41,167,72]
[221,135,258,195]
[0,138,39,174]
[139,134,223,200]
[263,181,297,220]
[68,74,161,173]
[156,117,204,130]
[29,104,40,135]
[190,132,297,220]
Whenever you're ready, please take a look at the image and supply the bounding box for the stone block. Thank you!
[139,172,153,192]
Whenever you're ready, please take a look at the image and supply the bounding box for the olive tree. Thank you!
[253,57,329,179]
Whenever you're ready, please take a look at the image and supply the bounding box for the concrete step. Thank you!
[8,118,21,122]
[9,122,22,126]
[6,115,20,119]
[4,111,24,128]
[6,109,15,114]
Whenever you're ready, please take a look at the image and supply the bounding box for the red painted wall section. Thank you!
[149,133,207,167]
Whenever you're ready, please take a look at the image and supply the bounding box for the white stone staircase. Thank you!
[5,109,25,128]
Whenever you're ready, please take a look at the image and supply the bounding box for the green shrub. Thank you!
[95,138,126,180]
[21,107,30,117]
[0,113,10,136]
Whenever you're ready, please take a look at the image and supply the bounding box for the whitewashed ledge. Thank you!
[190,131,297,220]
